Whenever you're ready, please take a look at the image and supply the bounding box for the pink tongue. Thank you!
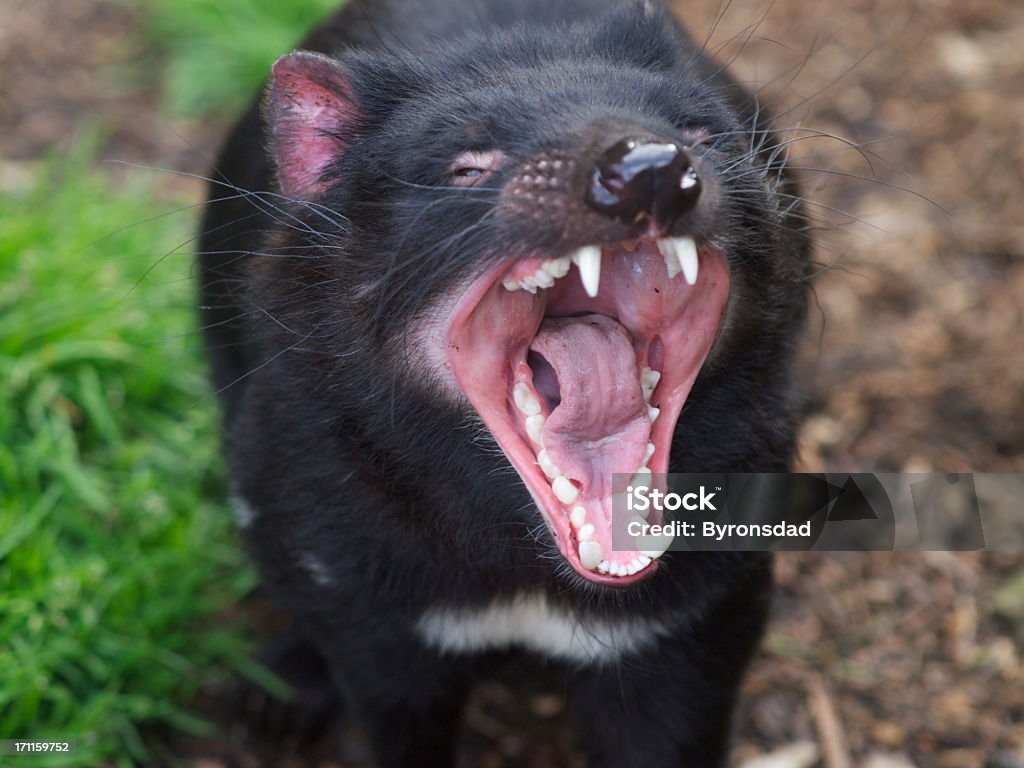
[530,315,651,499]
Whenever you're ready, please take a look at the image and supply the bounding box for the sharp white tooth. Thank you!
[614,563,627,576]
[532,269,555,289]
[502,279,522,292]
[641,545,670,560]
[570,506,587,529]
[625,559,642,575]
[639,532,673,560]
[597,560,611,573]
[543,256,571,278]
[571,245,602,297]
[643,441,656,464]
[635,516,674,557]
[513,383,541,416]
[657,239,683,279]
[632,467,652,488]
[579,540,603,570]
[648,405,660,423]
[640,367,661,390]
[636,554,652,569]
[552,475,579,505]
[521,275,538,293]
[674,236,699,285]
[537,449,560,479]
[525,414,545,446]
[577,523,595,541]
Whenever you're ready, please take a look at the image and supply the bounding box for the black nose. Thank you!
[584,138,701,227]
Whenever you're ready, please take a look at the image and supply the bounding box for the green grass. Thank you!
[0,1,343,762]
[0,142,261,766]
[124,0,340,117]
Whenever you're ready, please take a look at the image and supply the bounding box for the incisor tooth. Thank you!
[513,383,541,416]
[571,245,602,297]
[543,256,571,278]
[552,475,579,505]
[532,269,555,289]
[579,540,603,570]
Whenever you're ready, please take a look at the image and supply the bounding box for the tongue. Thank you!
[530,315,651,500]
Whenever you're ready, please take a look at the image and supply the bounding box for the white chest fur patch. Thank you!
[415,592,675,665]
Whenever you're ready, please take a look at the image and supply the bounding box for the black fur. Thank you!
[198,1,809,765]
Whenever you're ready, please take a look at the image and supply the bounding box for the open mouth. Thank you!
[447,237,730,586]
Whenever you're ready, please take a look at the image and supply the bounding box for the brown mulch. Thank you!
[3,0,1022,766]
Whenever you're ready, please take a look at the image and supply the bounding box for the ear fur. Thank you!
[265,51,361,201]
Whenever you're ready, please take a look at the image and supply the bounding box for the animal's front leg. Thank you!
[322,631,471,768]
[566,568,771,767]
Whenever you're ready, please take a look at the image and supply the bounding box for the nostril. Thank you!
[584,137,701,228]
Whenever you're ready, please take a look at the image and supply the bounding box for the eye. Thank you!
[449,150,505,187]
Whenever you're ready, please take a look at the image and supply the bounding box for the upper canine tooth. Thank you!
[657,237,699,285]
[513,383,541,416]
[675,236,698,285]
[657,239,683,279]
[543,256,571,278]
[648,405,660,423]
[571,245,602,298]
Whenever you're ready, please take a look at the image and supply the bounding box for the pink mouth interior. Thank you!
[447,240,730,585]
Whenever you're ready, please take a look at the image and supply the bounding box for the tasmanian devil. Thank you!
[198,0,810,765]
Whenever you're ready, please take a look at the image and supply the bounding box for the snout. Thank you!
[584,137,701,231]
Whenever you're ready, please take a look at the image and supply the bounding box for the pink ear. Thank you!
[266,52,361,201]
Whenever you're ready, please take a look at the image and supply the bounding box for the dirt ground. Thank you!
[2,0,1022,766]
